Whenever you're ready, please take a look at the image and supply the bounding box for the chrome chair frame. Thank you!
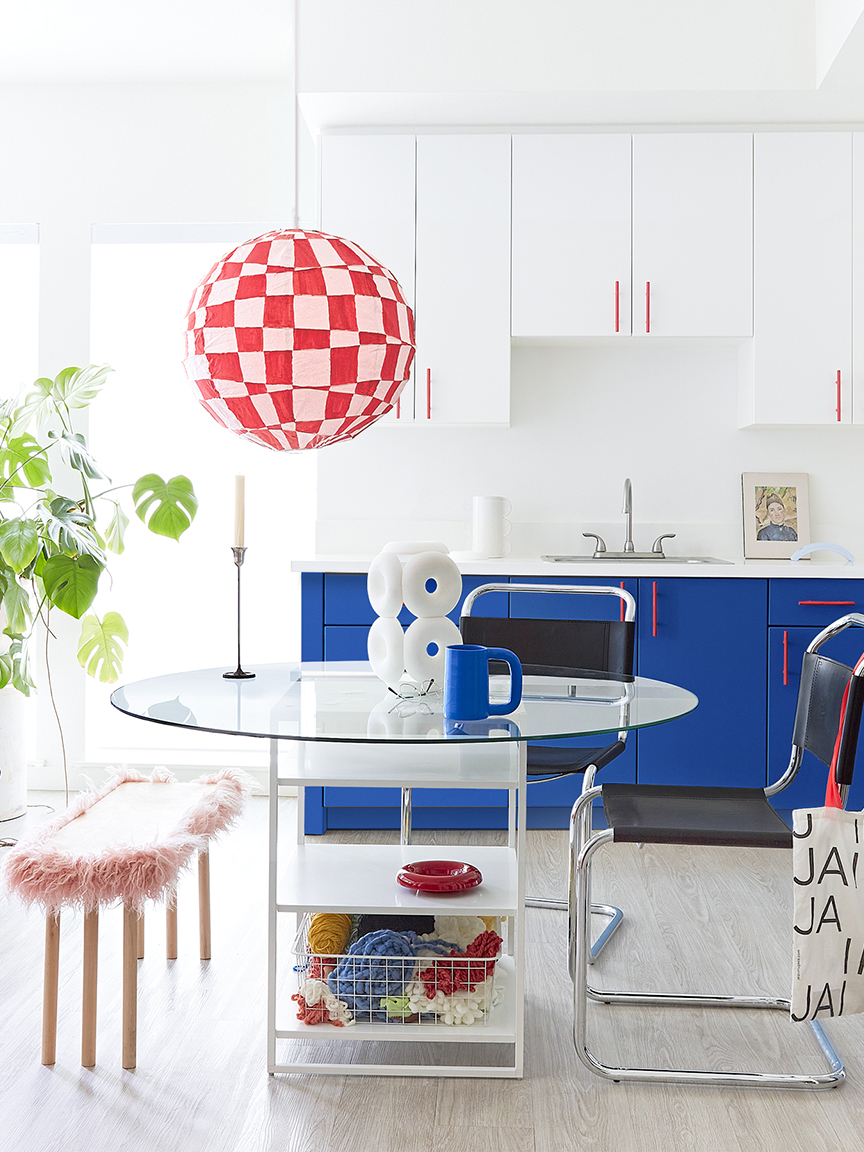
[568,613,864,1089]
[446,582,635,960]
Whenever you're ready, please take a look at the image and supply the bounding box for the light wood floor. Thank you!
[3,793,864,1152]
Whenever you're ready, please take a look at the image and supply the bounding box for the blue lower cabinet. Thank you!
[509,576,637,622]
[636,577,768,788]
[768,625,864,811]
[323,625,372,661]
[322,786,510,830]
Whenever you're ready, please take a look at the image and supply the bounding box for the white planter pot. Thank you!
[0,684,26,821]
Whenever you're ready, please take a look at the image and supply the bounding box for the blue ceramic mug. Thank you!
[443,644,523,721]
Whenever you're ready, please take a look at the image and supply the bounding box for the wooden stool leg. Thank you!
[198,850,211,960]
[166,892,178,960]
[81,909,99,1067]
[137,910,144,960]
[122,905,138,1070]
[41,912,61,1065]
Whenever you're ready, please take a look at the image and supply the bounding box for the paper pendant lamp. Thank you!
[183,228,415,451]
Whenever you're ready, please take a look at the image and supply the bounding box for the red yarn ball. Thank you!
[183,228,415,451]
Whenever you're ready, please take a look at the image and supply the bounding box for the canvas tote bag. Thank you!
[792,655,864,1022]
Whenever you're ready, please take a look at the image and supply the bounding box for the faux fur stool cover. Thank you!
[2,766,255,913]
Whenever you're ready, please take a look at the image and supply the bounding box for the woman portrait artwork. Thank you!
[755,488,798,542]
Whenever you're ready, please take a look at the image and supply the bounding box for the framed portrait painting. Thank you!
[742,473,810,560]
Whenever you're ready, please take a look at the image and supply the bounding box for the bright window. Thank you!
[88,233,316,768]
[0,225,39,395]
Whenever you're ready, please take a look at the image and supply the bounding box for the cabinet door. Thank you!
[320,134,417,421]
[637,578,768,787]
[632,133,753,338]
[511,134,631,337]
[768,625,864,810]
[746,132,852,426]
[414,135,511,425]
[853,133,864,425]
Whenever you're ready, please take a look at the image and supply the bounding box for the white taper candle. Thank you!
[234,475,245,548]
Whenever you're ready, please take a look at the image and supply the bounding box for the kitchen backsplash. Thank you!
[315,342,864,563]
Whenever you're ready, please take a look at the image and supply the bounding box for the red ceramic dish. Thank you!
[396,859,483,892]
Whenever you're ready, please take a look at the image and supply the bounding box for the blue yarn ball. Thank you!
[326,930,459,1021]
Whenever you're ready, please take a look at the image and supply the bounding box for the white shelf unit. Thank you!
[267,737,526,1078]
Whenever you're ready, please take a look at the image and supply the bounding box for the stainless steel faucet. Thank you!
[622,478,635,553]
[582,478,677,559]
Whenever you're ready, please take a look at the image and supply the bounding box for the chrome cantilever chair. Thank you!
[458,582,636,956]
[570,612,864,1090]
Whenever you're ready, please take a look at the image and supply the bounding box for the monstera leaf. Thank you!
[0,568,32,635]
[0,518,40,572]
[104,502,130,555]
[77,611,129,682]
[0,635,33,695]
[48,430,108,481]
[16,364,112,430]
[44,497,105,562]
[132,474,198,540]
[0,434,51,491]
[42,553,103,619]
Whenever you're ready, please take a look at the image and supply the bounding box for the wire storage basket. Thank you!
[291,913,503,1027]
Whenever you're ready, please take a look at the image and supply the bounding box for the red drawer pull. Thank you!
[837,370,842,422]
[652,580,657,637]
[645,281,651,333]
[620,581,625,622]
[798,600,855,606]
[783,629,788,687]
[614,281,620,333]
[426,368,431,419]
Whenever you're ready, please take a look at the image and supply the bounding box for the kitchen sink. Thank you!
[541,555,733,565]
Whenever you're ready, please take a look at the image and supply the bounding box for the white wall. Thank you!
[299,0,814,93]
[316,342,864,563]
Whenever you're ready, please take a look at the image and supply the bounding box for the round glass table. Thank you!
[110,661,697,1079]
[110,659,697,745]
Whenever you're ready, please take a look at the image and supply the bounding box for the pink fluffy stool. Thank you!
[2,766,253,1069]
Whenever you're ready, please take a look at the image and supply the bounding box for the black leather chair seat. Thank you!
[601,783,793,849]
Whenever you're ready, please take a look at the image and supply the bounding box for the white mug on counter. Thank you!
[472,496,511,558]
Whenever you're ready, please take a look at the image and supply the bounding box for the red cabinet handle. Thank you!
[620,581,625,622]
[783,629,788,686]
[645,282,651,333]
[836,370,842,422]
[426,368,431,419]
[798,600,855,606]
[614,281,620,333]
[652,580,657,637]
[396,396,401,419]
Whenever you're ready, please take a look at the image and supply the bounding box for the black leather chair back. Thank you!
[459,616,635,682]
[793,651,864,786]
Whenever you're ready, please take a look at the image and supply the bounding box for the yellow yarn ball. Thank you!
[308,912,352,955]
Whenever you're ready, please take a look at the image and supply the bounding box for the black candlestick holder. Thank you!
[223,546,256,680]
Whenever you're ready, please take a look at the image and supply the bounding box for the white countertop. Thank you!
[291,556,864,579]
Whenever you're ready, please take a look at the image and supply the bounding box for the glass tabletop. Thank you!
[110,661,698,744]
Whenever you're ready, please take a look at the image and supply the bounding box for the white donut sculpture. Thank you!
[366,542,462,691]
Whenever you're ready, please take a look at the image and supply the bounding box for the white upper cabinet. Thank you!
[631,134,753,338]
[414,135,512,424]
[853,134,864,426]
[742,133,852,427]
[511,134,631,338]
[319,134,418,420]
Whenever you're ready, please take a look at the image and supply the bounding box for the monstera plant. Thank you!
[0,363,197,694]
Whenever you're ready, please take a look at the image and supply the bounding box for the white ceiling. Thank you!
[0,0,292,82]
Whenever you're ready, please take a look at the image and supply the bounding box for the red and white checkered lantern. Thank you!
[183,229,415,451]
